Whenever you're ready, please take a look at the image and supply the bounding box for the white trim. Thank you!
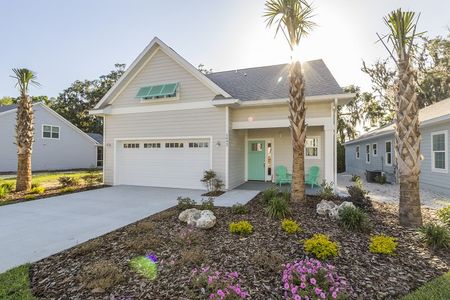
[431,130,448,173]
[94,37,230,109]
[232,117,332,130]
[305,136,320,160]
[246,138,275,182]
[385,140,393,166]
[244,130,248,180]
[421,114,450,127]
[356,145,360,159]
[41,124,60,140]
[112,136,213,185]
[365,144,370,164]
[237,93,355,107]
[372,143,378,157]
[225,106,229,189]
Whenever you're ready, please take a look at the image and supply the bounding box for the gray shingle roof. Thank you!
[0,104,18,113]
[87,133,103,144]
[205,60,344,101]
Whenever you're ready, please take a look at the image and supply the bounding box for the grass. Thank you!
[402,272,450,300]
[0,264,36,300]
[0,170,102,189]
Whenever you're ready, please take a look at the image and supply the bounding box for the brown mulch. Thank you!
[201,191,226,197]
[30,195,450,300]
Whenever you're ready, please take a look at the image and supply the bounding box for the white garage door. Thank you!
[116,139,211,189]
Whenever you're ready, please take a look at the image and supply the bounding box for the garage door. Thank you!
[116,139,211,189]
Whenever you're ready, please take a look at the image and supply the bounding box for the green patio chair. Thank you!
[275,165,292,187]
[305,166,320,188]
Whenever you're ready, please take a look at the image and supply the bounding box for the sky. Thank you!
[0,0,449,98]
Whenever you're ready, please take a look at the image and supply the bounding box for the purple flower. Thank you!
[146,253,158,263]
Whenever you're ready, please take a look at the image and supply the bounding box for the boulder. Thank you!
[178,208,216,229]
[338,201,356,211]
[316,200,338,215]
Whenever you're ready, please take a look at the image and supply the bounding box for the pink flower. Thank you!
[310,278,317,285]
[315,287,322,295]
[209,293,215,299]
[294,295,301,300]
[217,289,225,297]
[284,282,290,289]
[332,291,338,299]
[320,292,326,299]
[300,282,306,289]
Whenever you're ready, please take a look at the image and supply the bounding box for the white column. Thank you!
[324,125,335,187]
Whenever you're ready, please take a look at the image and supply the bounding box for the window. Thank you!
[189,142,209,148]
[366,144,370,163]
[372,143,378,156]
[251,142,263,152]
[305,137,320,158]
[431,131,448,173]
[96,146,103,167]
[385,140,392,166]
[356,146,360,159]
[42,125,60,139]
[123,143,140,148]
[136,83,178,100]
[144,143,161,148]
[165,142,184,148]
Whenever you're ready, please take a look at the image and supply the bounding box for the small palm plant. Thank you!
[377,9,423,226]
[11,68,40,192]
[264,0,316,202]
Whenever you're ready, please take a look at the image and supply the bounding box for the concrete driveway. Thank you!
[0,185,205,273]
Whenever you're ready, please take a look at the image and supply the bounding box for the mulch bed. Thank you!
[201,191,226,197]
[30,195,449,300]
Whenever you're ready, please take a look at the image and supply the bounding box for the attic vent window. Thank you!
[136,83,178,100]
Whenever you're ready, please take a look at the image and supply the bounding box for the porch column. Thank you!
[323,125,335,187]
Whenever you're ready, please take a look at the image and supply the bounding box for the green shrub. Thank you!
[229,221,253,235]
[351,174,360,182]
[58,176,80,187]
[281,219,301,234]
[130,256,158,280]
[177,197,196,210]
[200,170,224,194]
[0,182,14,193]
[339,206,370,232]
[31,182,40,189]
[318,180,334,200]
[0,186,8,199]
[60,186,77,193]
[23,195,36,200]
[262,186,279,205]
[304,234,339,260]
[28,186,45,195]
[419,223,450,250]
[437,206,450,227]
[231,203,249,214]
[280,191,290,202]
[347,183,372,210]
[369,235,397,254]
[265,196,290,219]
[200,198,214,210]
[374,174,387,184]
[81,171,101,186]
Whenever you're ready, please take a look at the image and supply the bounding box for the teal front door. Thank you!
[248,140,265,181]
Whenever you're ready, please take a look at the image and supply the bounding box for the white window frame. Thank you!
[372,143,378,157]
[385,140,393,166]
[365,144,370,164]
[305,136,320,159]
[42,124,60,140]
[356,145,360,159]
[431,130,448,173]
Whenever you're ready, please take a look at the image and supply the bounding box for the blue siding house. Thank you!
[345,98,450,196]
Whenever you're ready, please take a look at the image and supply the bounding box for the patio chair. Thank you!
[275,165,292,187]
[305,166,320,188]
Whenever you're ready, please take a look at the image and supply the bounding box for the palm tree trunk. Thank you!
[395,58,422,227]
[289,61,307,202]
[15,95,34,192]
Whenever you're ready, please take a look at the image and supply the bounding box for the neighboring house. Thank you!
[90,37,353,190]
[345,98,450,196]
[0,102,103,172]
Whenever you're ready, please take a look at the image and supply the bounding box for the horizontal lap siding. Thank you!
[104,107,226,185]
[112,49,216,108]
[420,122,450,196]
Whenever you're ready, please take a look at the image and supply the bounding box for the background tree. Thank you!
[264,0,316,202]
[0,95,52,106]
[379,9,423,227]
[51,64,125,134]
[11,68,40,192]
[197,64,213,74]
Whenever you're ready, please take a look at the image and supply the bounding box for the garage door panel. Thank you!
[116,139,210,189]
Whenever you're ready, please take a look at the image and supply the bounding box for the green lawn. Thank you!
[0,170,102,189]
[0,264,36,300]
[402,272,450,300]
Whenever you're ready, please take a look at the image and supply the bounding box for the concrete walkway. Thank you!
[0,185,205,273]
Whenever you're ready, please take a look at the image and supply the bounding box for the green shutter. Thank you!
[136,83,178,99]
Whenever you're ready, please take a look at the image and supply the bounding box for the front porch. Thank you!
[236,180,322,195]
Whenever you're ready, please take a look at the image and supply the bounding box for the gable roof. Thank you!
[0,102,100,145]
[87,133,103,144]
[93,37,231,109]
[206,60,344,101]
[345,97,450,145]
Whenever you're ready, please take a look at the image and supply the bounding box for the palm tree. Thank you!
[264,0,316,202]
[11,68,40,192]
[379,9,423,226]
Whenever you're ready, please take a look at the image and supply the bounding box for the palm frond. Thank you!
[10,68,40,94]
[264,0,316,49]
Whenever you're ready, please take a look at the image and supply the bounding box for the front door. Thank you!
[248,140,265,181]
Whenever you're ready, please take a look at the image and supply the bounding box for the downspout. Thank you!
[225,106,229,190]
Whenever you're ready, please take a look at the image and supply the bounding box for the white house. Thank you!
[0,102,102,172]
[90,37,353,190]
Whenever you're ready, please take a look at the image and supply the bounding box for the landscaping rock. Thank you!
[329,201,357,219]
[195,210,216,229]
[178,208,201,223]
[316,200,337,215]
